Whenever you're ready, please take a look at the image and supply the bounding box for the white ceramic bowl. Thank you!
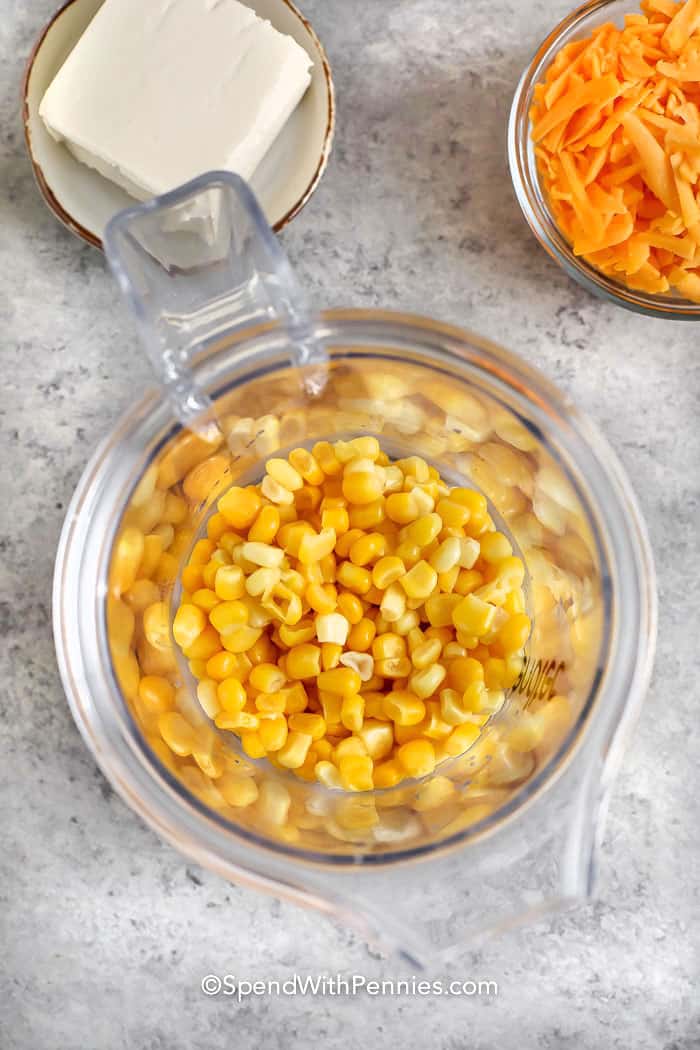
[22,0,335,245]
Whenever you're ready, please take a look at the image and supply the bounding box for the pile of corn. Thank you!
[169,437,530,790]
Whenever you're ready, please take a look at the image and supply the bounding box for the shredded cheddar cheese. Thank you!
[531,0,700,302]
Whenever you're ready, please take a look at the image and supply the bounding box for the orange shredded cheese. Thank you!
[531,0,700,302]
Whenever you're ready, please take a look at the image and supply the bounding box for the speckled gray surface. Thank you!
[1,0,699,1047]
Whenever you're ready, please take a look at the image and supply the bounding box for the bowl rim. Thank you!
[21,0,336,247]
[507,0,700,319]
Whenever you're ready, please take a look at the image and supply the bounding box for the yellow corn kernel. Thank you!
[140,600,168,652]
[443,721,481,757]
[409,663,446,699]
[188,658,207,680]
[339,651,374,682]
[297,527,336,565]
[206,511,228,542]
[216,677,246,713]
[172,603,207,650]
[287,713,325,740]
[386,491,421,524]
[295,485,323,515]
[333,528,362,558]
[113,649,140,699]
[216,709,260,732]
[182,453,230,504]
[150,522,175,553]
[379,581,406,623]
[337,592,364,626]
[206,650,248,682]
[255,691,286,714]
[240,731,266,759]
[256,780,291,824]
[447,656,484,691]
[260,475,294,505]
[336,562,372,595]
[349,532,386,567]
[247,663,284,694]
[412,775,456,811]
[394,540,421,567]
[220,625,262,654]
[321,642,343,670]
[111,527,145,595]
[400,560,438,600]
[443,641,467,661]
[196,678,221,719]
[317,667,362,696]
[437,565,460,593]
[278,731,313,769]
[435,498,471,529]
[405,513,442,548]
[341,469,383,505]
[343,436,381,461]
[356,720,393,760]
[439,687,470,725]
[369,555,402,590]
[306,583,337,615]
[246,505,279,544]
[138,675,175,715]
[265,457,303,492]
[218,487,261,530]
[278,620,316,647]
[346,617,376,652]
[480,531,513,564]
[218,773,259,807]
[319,690,342,725]
[245,566,280,598]
[311,440,341,476]
[322,506,350,534]
[138,534,164,579]
[430,536,462,574]
[373,760,404,789]
[315,760,343,788]
[452,594,496,636]
[411,637,442,670]
[347,499,386,530]
[286,643,322,680]
[495,613,531,655]
[454,569,483,596]
[338,754,374,791]
[124,579,162,614]
[209,600,248,635]
[341,694,365,732]
[158,711,197,757]
[258,715,289,752]
[289,447,325,485]
[462,681,487,712]
[315,612,350,645]
[399,455,430,482]
[383,690,426,726]
[109,597,135,655]
[375,656,412,678]
[397,739,435,778]
[372,633,406,661]
[240,541,284,569]
[394,609,420,636]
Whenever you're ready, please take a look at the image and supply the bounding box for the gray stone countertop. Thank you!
[1,1,698,1047]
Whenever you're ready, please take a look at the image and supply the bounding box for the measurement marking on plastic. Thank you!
[510,657,566,705]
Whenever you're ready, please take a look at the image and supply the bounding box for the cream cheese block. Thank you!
[39,0,313,200]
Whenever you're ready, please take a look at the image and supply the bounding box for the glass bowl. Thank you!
[53,309,657,963]
[508,0,700,319]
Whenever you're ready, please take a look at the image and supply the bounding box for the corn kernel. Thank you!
[386,492,420,524]
[338,754,374,791]
[411,637,442,670]
[336,561,372,595]
[258,715,289,752]
[400,560,438,600]
[375,656,412,678]
[452,594,496,636]
[339,651,374,682]
[347,499,386,530]
[373,760,404,788]
[172,603,207,650]
[139,675,175,714]
[380,581,406,622]
[288,713,326,740]
[409,664,446,699]
[248,663,285,694]
[158,711,197,757]
[316,612,350,645]
[405,513,442,548]
[397,739,435,778]
[218,773,259,807]
[220,625,262,654]
[342,469,383,505]
[209,601,248,635]
[240,731,266,759]
[196,678,221,719]
[305,582,337,614]
[218,487,261,530]
[383,690,426,725]
[278,731,313,769]
[321,642,343,670]
[347,617,376,652]
[289,448,325,486]
[358,719,394,760]
[443,721,481,757]
[298,527,337,565]
[480,531,513,563]
[286,643,322,680]
[317,667,362,695]
[322,506,350,534]
[371,555,404,590]
[278,621,316,647]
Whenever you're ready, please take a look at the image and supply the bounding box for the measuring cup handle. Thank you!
[103,170,325,433]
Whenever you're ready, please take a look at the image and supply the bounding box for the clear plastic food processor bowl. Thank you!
[53,173,656,966]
